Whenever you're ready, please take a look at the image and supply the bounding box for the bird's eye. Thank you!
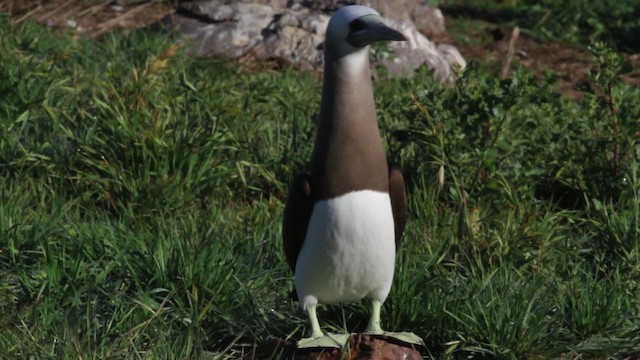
[349,19,367,33]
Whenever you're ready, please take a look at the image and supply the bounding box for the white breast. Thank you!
[295,190,396,309]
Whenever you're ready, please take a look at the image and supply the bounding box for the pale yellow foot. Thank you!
[364,300,425,346]
[298,303,349,348]
[371,331,425,346]
[297,333,350,348]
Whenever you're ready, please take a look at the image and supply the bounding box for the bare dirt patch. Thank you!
[429,19,640,97]
[1,0,174,38]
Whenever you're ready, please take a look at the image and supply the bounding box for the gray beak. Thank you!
[346,15,407,48]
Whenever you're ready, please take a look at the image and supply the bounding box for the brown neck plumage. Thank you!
[310,46,389,200]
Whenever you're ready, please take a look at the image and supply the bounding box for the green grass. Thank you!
[439,0,640,52]
[1,12,639,359]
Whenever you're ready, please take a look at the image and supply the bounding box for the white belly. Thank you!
[295,190,396,309]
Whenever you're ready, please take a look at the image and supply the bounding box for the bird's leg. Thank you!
[365,299,383,334]
[365,299,425,346]
[297,304,349,348]
[308,303,323,339]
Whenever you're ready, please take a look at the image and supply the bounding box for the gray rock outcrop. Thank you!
[166,0,465,83]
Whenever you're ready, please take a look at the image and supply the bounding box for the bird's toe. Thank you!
[296,333,350,348]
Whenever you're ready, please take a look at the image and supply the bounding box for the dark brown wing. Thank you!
[388,164,407,247]
[282,174,314,272]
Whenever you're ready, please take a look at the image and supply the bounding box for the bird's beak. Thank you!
[346,15,407,48]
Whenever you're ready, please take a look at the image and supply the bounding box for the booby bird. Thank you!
[282,5,422,348]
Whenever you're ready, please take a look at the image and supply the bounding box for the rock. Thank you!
[382,19,465,83]
[174,1,276,58]
[357,0,445,34]
[255,334,423,360]
[291,0,446,34]
[259,7,329,71]
[166,0,465,83]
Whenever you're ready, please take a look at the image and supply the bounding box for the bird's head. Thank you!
[325,5,407,58]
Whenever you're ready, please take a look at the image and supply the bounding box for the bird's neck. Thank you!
[310,46,388,199]
[319,47,377,136]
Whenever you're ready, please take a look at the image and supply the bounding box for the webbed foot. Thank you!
[364,299,424,346]
[367,331,425,346]
[297,333,350,348]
